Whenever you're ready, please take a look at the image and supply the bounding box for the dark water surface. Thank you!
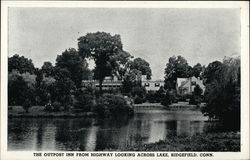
[8,109,218,151]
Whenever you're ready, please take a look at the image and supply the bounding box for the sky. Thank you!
[8,8,240,79]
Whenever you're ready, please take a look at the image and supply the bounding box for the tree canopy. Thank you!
[113,50,132,79]
[203,61,223,85]
[8,54,36,74]
[55,48,90,88]
[202,57,240,129]
[8,70,36,107]
[164,56,191,89]
[129,57,152,80]
[192,63,203,78]
[78,32,124,92]
[41,61,54,77]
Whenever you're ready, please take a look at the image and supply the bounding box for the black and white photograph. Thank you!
[1,1,249,160]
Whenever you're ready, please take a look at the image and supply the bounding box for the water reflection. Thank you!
[9,109,217,151]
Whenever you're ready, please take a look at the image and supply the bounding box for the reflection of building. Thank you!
[82,76,123,90]
[141,75,164,92]
[176,76,205,95]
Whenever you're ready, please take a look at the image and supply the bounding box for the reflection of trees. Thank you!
[95,116,132,151]
[165,121,177,138]
[36,121,44,150]
[8,118,38,150]
[121,119,151,149]
[9,115,212,151]
[9,118,30,141]
[203,121,236,133]
[190,121,204,136]
[177,121,190,136]
[165,121,207,139]
[55,118,93,150]
[95,118,125,150]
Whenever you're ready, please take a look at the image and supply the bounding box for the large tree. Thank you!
[203,61,223,85]
[8,54,36,74]
[41,61,54,77]
[164,56,191,89]
[35,68,56,105]
[202,57,240,129]
[8,70,36,111]
[122,69,142,93]
[113,50,132,79]
[51,67,76,109]
[78,32,124,93]
[192,63,203,78]
[129,57,152,80]
[55,48,90,88]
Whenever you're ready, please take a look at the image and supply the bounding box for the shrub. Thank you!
[74,88,94,112]
[22,99,32,113]
[189,95,198,105]
[52,101,61,112]
[178,94,191,102]
[94,94,133,117]
[169,91,178,103]
[44,103,53,112]
[146,92,156,103]
[131,86,146,99]
[194,84,203,96]
[58,95,73,111]
[134,96,143,104]
[44,101,61,112]
[161,91,172,106]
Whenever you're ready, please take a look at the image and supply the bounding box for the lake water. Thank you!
[8,109,216,151]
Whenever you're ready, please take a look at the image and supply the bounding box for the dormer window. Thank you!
[145,83,150,87]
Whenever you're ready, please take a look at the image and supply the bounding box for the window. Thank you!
[191,81,196,85]
[145,83,150,87]
[155,83,160,87]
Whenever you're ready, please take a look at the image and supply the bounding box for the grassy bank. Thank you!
[127,132,240,151]
[8,106,95,118]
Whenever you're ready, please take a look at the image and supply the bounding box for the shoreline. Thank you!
[8,106,96,118]
[121,132,241,151]
[8,112,96,118]
[8,103,206,118]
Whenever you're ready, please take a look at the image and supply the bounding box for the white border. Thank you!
[1,1,249,160]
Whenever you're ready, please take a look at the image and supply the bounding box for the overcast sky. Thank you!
[8,8,240,79]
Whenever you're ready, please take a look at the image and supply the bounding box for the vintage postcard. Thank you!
[1,1,249,160]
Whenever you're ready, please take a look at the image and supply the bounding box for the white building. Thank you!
[82,76,123,90]
[141,75,164,92]
[176,76,205,95]
[82,75,165,92]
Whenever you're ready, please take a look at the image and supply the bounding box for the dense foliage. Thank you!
[8,54,36,74]
[74,87,95,112]
[164,56,192,89]
[78,32,124,93]
[127,132,240,151]
[8,70,36,112]
[129,58,152,80]
[202,57,240,129]
[164,56,204,90]
[56,48,90,88]
[94,94,133,117]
